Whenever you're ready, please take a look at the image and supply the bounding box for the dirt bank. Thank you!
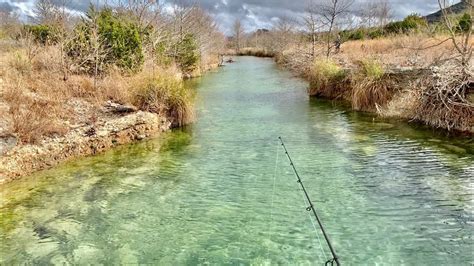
[275,40,474,134]
[0,109,170,185]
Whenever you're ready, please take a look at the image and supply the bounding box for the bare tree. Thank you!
[33,0,70,27]
[359,0,390,28]
[32,0,73,80]
[375,0,392,27]
[115,0,164,29]
[232,18,245,52]
[437,0,473,72]
[272,16,297,52]
[0,11,21,39]
[318,0,354,58]
[303,0,321,58]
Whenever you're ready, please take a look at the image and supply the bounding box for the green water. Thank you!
[1,57,473,265]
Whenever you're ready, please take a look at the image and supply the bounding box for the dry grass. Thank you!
[276,33,473,132]
[2,76,68,144]
[129,69,194,127]
[227,47,275,57]
[335,34,471,69]
[351,59,393,111]
[0,43,196,144]
[308,59,350,99]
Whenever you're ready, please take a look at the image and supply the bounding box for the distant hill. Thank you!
[425,0,472,23]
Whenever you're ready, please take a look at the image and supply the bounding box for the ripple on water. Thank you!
[1,57,473,265]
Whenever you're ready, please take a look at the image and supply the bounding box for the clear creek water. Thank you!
[1,57,473,265]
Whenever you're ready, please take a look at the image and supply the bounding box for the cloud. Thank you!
[2,0,457,32]
[174,0,449,33]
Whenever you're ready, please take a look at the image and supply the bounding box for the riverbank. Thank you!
[0,109,170,184]
[243,35,473,134]
[0,44,198,184]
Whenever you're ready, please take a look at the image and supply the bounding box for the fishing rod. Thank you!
[278,137,340,266]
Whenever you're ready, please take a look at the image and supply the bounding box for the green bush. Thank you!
[384,14,427,34]
[349,29,365,40]
[456,13,472,33]
[368,29,384,39]
[154,40,174,66]
[67,6,144,74]
[175,34,200,73]
[23,25,60,45]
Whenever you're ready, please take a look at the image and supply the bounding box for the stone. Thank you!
[0,134,18,155]
[104,101,138,114]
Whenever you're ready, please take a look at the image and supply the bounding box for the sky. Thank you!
[1,0,454,34]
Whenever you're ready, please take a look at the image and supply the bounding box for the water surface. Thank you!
[1,57,473,265]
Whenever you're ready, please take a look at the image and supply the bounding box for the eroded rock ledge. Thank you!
[0,111,170,184]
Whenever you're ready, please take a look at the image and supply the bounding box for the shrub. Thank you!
[368,29,384,39]
[352,59,391,111]
[175,34,200,73]
[456,13,472,33]
[130,71,194,127]
[67,6,144,74]
[154,40,174,66]
[384,14,427,34]
[23,24,60,45]
[308,59,348,99]
[349,29,365,40]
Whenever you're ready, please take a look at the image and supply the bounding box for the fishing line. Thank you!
[299,185,330,262]
[279,136,341,266]
[267,139,280,258]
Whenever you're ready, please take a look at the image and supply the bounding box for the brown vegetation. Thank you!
[0,0,224,148]
[228,0,473,132]
[413,62,473,132]
[307,59,350,99]
[130,70,194,127]
[351,59,392,111]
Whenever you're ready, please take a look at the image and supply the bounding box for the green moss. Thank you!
[0,208,21,234]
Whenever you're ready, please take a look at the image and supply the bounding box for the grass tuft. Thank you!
[130,70,194,127]
[308,59,349,99]
[351,59,392,111]
[358,59,385,79]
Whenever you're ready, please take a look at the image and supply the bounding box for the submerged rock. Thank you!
[441,144,467,154]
